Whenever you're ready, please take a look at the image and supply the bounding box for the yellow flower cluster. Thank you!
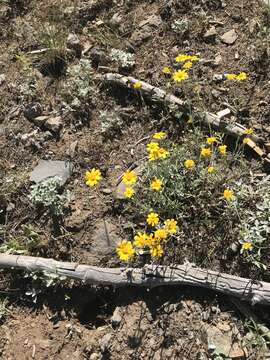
[122,170,137,199]
[146,136,169,161]
[223,189,234,201]
[163,54,199,83]
[225,72,247,81]
[116,213,179,261]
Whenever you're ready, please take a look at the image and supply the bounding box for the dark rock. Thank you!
[89,48,109,67]
[67,33,82,56]
[91,220,118,255]
[23,103,43,120]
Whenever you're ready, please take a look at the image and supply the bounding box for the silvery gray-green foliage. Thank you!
[100,110,124,136]
[110,48,135,69]
[171,19,189,35]
[0,298,9,321]
[66,59,93,100]
[25,271,67,303]
[237,176,270,269]
[29,177,69,216]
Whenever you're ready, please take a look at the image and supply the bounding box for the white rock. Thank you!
[220,29,237,45]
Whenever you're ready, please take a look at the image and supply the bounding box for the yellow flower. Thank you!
[242,242,253,251]
[122,170,137,185]
[134,232,149,248]
[242,138,249,145]
[150,244,163,258]
[164,219,178,234]
[184,159,195,169]
[172,70,189,82]
[223,189,234,201]
[133,81,142,89]
[150,178,163,191]
[207,137,217,145]
[236,72,247,81]
[147,212,159,227]
[162,66,171,75]
[154,228,168,241]
[182,61,193,69]
[189,55,199,62]
[116,240,135,261]
[124,187,135,198]
[207,166,215,174]
[201,147,211,158]
[244,128,253,135]
[218,144,227,155]
[148,149,160,161]
[85,168,102,187]
[147,142,160,152]
[153,131,166,140]
[225,73,237,80]
[158,147,169,159]
[175,54,190,62]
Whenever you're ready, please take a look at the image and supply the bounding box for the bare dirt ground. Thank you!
[1,0,270,359]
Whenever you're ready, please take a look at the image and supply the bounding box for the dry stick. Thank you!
[1,254,270,305]
[104,73,263,151]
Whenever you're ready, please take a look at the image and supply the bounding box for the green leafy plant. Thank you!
[29,177,70,216]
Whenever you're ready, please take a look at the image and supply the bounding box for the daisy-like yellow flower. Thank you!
[154,228,168,242]
[223,189,234,201]
[148,149,160,161]
[189,55,199,62]
[184,159,195,169]
[157,147,169,159]
[153,131,166,140]
[207,166,215,174]
[241,242,253,251]
[172,70,189,83]
[133,81,142,89]
[225,73,237,80]
[182,61,193,69]
[175,54,190,63]
[150,178,163,191]
[187,116,193,124]
[85,168,102,187]
[218,144,227,155]
[162,66,171,75]
[122,170,137,185]
[147,142,160,152]
[134,232,150,248]
[207,137,217,145]
[116,240,135,261]
[236,72,247,81]
[242,138,249,145]
[124,187,135,198]
[201,147,211,158]
[164,219,178,234]
[147,212,159,227]
[244,128,253,135]
[150,244,164,258]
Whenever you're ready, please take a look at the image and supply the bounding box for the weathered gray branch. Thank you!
[104,73,262,151]
[1,254,270,305]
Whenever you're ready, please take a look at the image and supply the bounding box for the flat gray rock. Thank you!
[30,160,73,185]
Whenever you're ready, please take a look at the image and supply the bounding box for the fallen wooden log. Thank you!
[1,254,270,305]
[104,73,265,157]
